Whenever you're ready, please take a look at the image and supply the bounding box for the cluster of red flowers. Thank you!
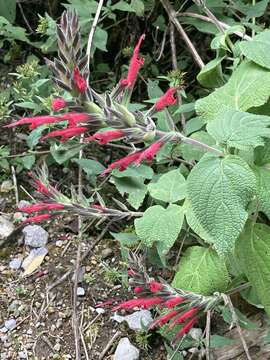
[110,279,201,341]
[85,130,125,145]
[19,201,64,224]
[100,141,164,176]
[154,87,178,112]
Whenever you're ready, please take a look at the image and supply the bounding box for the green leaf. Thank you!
[147,79,163,100]
[220,305,259,330]
[93,26,108,52]
[197,56,225,88]
[26,125,46,149]
[72,158,105,176]
[172,246,229,295]
[233,0,269,18]
[254,165,270,219]
[113,177,147,210]
[185,117,205,135]
[196,61,270,122]
[187,154,256,255]
[110,232,139,247]
[112,164,153,179]
[130,0,144,16]
[235,221,270,316]
[148,169,186,203]
[207,109,270,150]
[21,155,35,170]
[0,0,16,23]
[180,131,216,161]
[135,204,184,256]
[254,138,270,165]
[207,335,237,348]
[240,30,270,70]
[164,343,184,360]
[50,144,81,164]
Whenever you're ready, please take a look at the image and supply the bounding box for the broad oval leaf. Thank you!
[135,204,184,255]
[196,61,270,122]
[172,246,229,295]
[148,169,186,203]
[235,221,270,316]
[240,30,270,70]
[187,154,256,255]
[73,158,105,175]
[180,131,216,161]
[207,109,270,150]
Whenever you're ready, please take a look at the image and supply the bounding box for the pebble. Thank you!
[18,200,30,209]
[189,327,202,341]
[112,310,153,331]
[0,180,13,193]
[0,327,8,333]
[114,337,140,360]
[95,308,105,315]
[55,240,63,247]
[9,258,22,270]
[56,318,63,329]
[77,287,85,296]
[22,247,48,270]
[23,225,48,248]
[101,248,113,259]
[18,351,27,359]
[0,215,14,239]
[4,319,16,331]
[54,343,61,352]
[13,212,25,222]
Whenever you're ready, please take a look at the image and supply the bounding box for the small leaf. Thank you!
[112,164,153,179]
[135,204,184,256]
[27,125,46,149]
[113,177,147,210]
[187,154,256,255]
[21,155,35,170]
[207,335,237,348]
[73,158,105,176]
[172,246,229,295]
[235,221,270,316]
[50,143,81,164]
[148,169,186,203]
[197,56,225,88]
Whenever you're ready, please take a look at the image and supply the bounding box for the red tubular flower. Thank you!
[113,297,163,311]
[60,112,91,127]
[52,97,67,111]
[174,317,198,340]
[154,88,178,112]
[162,296,185,308]
[85,130,125,145]
[149,281,164,293]
[22,213,51,224]
[91,204,105,211]
[100,151,142,176]
[73,67,87,93]
[33,179,50,195]
[4,115,62,129]
[149,310,179,329]
[169,307,199,328]
[41,126,88,142]
[120,34,145,88]
[135,141,164,165]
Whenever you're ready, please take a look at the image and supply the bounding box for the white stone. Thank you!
[0,216,14,239]
[9,258,22,270]
[95,308,105,315]
[22,247,48,270]
[114,337,139,360]
[0,180,13,193]
[23,225,48,248]
[4,319,16,331]
[189,327,202,341]
[77,287,85,296]
[112,310,153,331]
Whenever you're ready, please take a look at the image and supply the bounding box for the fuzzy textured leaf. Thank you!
[113,177,147,210]
[172,246,229,295]
[196,61,270,122]
[254,165,270,219]
[135,204,184,255]
[148,169,186,203]
[235,221,270,316]
[187,154,256,255]
[207,109,270,150]
[240,30,270,70]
